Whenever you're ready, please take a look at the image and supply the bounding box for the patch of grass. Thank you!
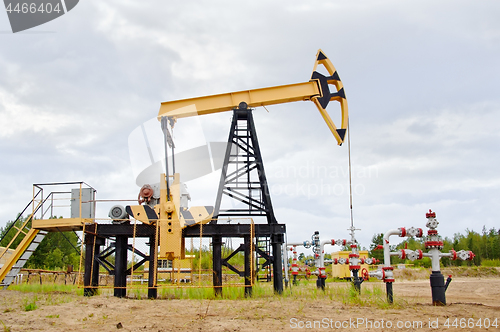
[132,288,143,300]
[45,314,59,318]
[23,297,38,312]
[442,266,500,278]
[5,277,409,309]
[9,283,81,295]
[156,283,252,300]
[394,267,428,280]
[0,320,11,332]
[481,259,500,267]
[328,283,406,309]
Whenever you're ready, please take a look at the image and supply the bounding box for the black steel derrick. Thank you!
[213,106,276,224]
[212,105,284,294]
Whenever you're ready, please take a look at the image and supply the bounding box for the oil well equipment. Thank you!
[370,210,475,305]
[0,50,348,298]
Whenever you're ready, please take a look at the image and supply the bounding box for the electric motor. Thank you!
[108,205,128,223]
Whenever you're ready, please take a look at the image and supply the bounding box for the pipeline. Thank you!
[369,226,423,303]
[422,210,474,305]
[331,226,378,293]
[286,242,313,286]
[288,229,378,291]
[287,233,335,290]
[371,210,474,305]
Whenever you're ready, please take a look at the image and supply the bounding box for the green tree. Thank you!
[369,233,384,263]
[0,215,32,249]
[26,227,81,270]
[1,215,81,270]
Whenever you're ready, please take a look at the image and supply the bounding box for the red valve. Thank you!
[417,249,423,260]
[417,228,423,237]
[361,268,369,281]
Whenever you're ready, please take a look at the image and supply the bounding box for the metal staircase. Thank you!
[0,190,48,289]
[0,229,47,289]
[0,181,94,289]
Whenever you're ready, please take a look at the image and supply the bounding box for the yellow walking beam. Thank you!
[158,49,348,145]
[158,81,320,119]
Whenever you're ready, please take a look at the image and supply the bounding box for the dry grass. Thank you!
[393,266,500,280]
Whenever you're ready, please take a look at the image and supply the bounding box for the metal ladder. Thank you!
[255,236,272,281]
[0,190,49,289]
[0,229,47,289]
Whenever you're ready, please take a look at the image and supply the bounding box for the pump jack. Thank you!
[0,50,348,298]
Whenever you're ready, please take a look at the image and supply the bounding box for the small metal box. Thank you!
[71,188,95,219]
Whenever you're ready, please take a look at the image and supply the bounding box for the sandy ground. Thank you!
[1,278,500,332]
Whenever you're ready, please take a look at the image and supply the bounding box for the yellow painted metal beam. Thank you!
[158,81,320,120]
[157,49,348,145]
[32,218,90,232]
[0,228,39,284]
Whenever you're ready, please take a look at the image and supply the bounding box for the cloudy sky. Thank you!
[1,0,499,252]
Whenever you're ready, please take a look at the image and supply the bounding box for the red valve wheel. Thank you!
[361,268,369,281]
